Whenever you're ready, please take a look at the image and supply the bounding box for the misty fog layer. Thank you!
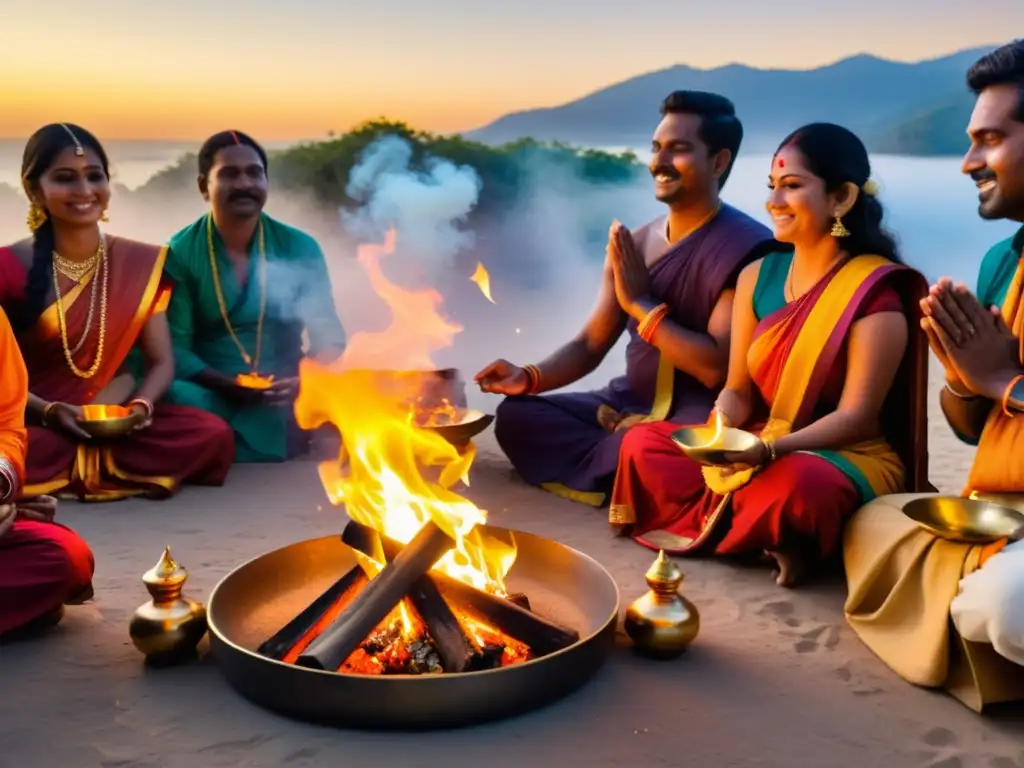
[0,141,1016,414]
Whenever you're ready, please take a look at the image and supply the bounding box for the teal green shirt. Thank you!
[162,213,346,462]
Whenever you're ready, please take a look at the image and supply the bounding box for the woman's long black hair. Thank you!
[15,123,110,331]
[775,123,902,264]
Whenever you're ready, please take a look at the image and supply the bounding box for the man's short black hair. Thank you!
[659,90,743,188]
[967,39,1024,122]
[198,130,268,178]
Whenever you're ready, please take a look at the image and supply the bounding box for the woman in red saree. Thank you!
[0,123,235,502]
[609,123,930,586]
[0,304,94,638]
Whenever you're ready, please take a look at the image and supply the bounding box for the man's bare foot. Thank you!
[765,549,805,587]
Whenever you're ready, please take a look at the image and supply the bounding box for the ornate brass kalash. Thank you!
[204,368,620,729]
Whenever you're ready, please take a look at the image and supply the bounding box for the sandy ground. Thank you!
[2,361,1023,768]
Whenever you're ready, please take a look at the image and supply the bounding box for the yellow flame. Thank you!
[296,231,516,594]
[470,262,495,303]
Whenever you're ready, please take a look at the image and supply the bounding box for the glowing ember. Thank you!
[470,261,495,303]
[236,372,275,390]
[295,228,516,596]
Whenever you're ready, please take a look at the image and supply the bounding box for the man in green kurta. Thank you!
[163,130,346,462]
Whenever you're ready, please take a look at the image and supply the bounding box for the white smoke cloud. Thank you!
[340,135,482,275]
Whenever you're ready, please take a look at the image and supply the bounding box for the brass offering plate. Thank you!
[670,425,760,466]
[77,404,136,438]
[236,373,275,390]
[902,496,1024,544]
[422,409,494,445]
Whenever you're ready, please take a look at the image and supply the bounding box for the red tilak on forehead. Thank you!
[776,157,785,167]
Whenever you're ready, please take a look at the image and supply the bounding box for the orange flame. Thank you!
[470,262,495,303]
[295,229,516,594]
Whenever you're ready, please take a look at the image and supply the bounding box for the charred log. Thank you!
[296,521,454,671]
[257,565,368,662]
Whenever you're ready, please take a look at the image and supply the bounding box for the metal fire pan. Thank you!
[206,527,619,729]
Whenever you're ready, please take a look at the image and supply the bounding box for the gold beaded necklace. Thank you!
[53,250,98,282]
[206,215,267,370]
[52,235,108,379]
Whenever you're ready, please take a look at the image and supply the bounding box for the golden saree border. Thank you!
[704,255,894,495]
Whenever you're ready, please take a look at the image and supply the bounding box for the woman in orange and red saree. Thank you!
[0,123,235,502]
[608,123,931,586]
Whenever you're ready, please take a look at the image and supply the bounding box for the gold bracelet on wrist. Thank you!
[943,381,978,400]
[41,401,57,427]
[762,438,777,462]
[522,364,542,395]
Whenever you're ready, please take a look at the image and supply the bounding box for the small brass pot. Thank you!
[624,550,699,659]
[129,546,207,664]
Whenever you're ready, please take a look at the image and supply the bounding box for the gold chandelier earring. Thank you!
[100,209,109,222]
[26,202,46,232]
[830,213,850,238]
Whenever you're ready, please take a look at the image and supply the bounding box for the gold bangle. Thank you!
[1001,374,1024,418]
[638,303,669,342]
[523,364,542,395]
[127,397,154,419]
[943,381,978,400]
[763,438,777,462]
[41,401,57,427]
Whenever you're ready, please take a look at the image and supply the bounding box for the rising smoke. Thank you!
[0,134,662,411]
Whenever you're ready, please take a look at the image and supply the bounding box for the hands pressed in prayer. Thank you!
[608,221,651,319]
[45,402,91,440]
[474,359,531,396]
[920,279,971,391]
[922,279,1021,400]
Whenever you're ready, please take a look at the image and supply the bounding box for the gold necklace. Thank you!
[206,215,267,370]
[665,202,722,242]
[53,249,98,282]
[52,237,108,379]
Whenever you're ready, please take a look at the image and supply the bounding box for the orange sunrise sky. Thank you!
[1,0,1020,141]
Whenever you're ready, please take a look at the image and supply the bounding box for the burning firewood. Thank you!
[296,520,455,671]
[257,566,369,663]
[342,521,579,657]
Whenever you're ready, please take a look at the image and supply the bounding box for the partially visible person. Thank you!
[0,304,94,638]
[0,123,235,502]
[163,130,347,462]
[475,92,774,506]
[844,40,1024,704]
[609,123,930,586]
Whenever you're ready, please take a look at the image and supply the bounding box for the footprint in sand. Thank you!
[833,662,885,696]
[790,624,841,654]
[919,725,966,767]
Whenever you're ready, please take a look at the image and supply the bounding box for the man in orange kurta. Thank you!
[0,306,94,637]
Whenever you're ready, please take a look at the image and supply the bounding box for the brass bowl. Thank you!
[902,496,1024,544]
[236,373,275,390]
[422,410,494,446]
[670,425,761,466]
[77,404,136,439]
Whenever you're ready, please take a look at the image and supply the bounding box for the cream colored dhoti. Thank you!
[951,538,1024,666]
[843,493,1024,711]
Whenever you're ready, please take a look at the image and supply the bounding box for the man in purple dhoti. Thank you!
[475,91,775,506]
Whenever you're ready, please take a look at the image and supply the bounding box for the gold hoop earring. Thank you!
[100,209,109,223]
[26,203,46,232]
[830,214,850,238]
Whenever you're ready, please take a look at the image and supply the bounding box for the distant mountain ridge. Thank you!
[466,46,997,155]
